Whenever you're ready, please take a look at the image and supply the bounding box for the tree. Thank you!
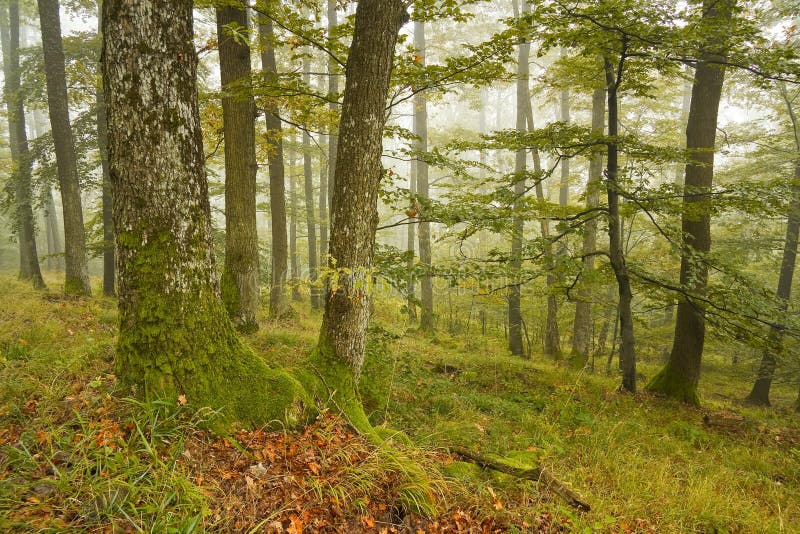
[508,0,529,357]
[37,0,91,295]
[314,0,407,416]
[0,0,45,290]
[258,10,290,318]
[415,19,435,333]
[745,84,800,406]
[96,7,114,296]
[326,0,339,239]
[216,4,260,331]
[303,55,320,310]
[570,84,605,366]
[102,0,306,427]
[648,0,735,404]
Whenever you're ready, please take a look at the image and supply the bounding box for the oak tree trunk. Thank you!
[38,0,91,295]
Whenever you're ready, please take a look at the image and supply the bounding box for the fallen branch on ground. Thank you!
[449,445,591,512]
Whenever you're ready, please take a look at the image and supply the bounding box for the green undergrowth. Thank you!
[2,275,799,532]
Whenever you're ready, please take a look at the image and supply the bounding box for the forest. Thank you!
[1,0,800,531]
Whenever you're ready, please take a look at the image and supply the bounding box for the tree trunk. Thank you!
[102,0,309,428]
[746,88,800,406]
[289,138,301,301]
[96,10,115,297]
[415,20,434,333]
[217,5,260,331]
[604,58,637,393]
[648,0,734,404]
[258,14,290,318]
[319,136,329,271]
[37,0,91,295]
[326,0,339,230]
[570,85,605,367]
[303,57,320,310]
[407,140,417,321]
[316,0,406,393]
[0,1,45,290]
[508,0,528,357]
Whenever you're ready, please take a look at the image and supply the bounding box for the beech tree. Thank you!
[648,0,735,404]
[103,0,406,429]
[0,0,45,290]
[38,0,91,295]
[217,4,260,331]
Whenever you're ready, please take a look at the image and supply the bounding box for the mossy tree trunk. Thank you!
[316,0,407,394]
[414,19,435,333]
[303,56,320,310]
[102,0,308,428]
[508,0,529,357]
[258,12,290,319]
[604,58,636,393]
[217,5,260,332]
[648,0,734,405]
[0,1,45,290]
[570,85,605,367]
[38,0,91,295]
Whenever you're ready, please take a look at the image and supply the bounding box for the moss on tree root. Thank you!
[646,365,700,406]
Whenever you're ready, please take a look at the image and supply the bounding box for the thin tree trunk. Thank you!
[319,136,328,270]
[508,0,528,357]
[407,141,417,320]
[570,85,605,367]
[303,56,320,310]
[217,5,260,331]
[96,7,115,295]
[415,19,434,333]
[37,0,91,295]
[289,138,301,301]
[326,0,339,228]
[746,87,800,406]
[316,0,406,385]
[258,13,290,318]
[1,1,45,290]
[604,58,637,393]
[648,0,734,404]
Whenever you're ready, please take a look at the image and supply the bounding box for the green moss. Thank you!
[64,275,88,296]
[441,460,483,479]
[646,364,700,406]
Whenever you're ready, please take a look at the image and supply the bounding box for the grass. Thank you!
[1,273,799,532]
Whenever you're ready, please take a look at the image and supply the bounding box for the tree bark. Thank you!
[216,5,260,331]
[570,85,605,367]
[319,135,329,271]
[303,56,320,310]
[316,0,407,382]
[415,19,434,333]
[746,87,800,406]
[288,138,301,302]
[648,0,734,404]
[326,0,339,231]
[0,1,45,290]
[38,0,91,295]
[258,13,290,318]
[508,0,528,357]
[96,7,115,296]
[102,0,307,427]
[407,137,418,320]
[604,58,637,393]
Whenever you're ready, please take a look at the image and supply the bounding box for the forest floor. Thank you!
[1,274,799,533]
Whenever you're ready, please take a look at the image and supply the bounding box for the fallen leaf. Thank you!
[177,394,187,406]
